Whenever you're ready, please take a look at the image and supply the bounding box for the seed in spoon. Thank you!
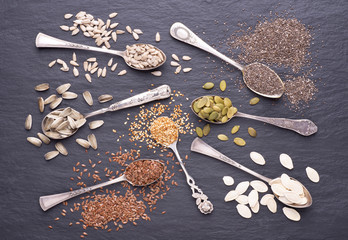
[280,153,294,170]
[150,117,178,146]
[282,207,301,221]
[306,167,320,183]
[125,160,164,186]
[222,176,234,186]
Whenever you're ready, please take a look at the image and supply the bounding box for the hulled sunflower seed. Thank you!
[27,137,42,147]
[172,54,179,61]
[64,13,73,19]
[182,56,191,61]
[56,83,71,94]
[111,63,118,71]
[62,92,78,99]
[55,142,68,155]
[88,134,97,150]
[133,29,143,34]
[101,67,107,77]
[87,57,96,62]
[50,97,62,110]
[111,31,117,42]
[83,61,88,71]
[151,71,162,77]
[118,70,127,76]
[70,60,79,67]
[73,67,79,77]
[48,60,56,68]
[183,68,192,73]
[44,94,57,105]
[37,133,51,144]
[132,32,139,40]
[38,97,44,112]
[76,138,90,149]
[170,61,180,67]
[44,151,59,160]
[97,68,103,77]
[35,83,50,92]
[25,114,32,130]
[89,120,104,129]
[155,32,160,42]
[60,25,69,31]
[107,58,113,67]
[175,65,181,74]
[72,28,80,35]
[85,73,92,82]
[109,12,118,18]
[83,91,93,106]
[98,94,113,103]
[116,29,125,34]
[72,52,77,62]
[110,23,119,29]
[126,25,132,33]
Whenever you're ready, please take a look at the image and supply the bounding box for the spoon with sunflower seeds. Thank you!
[191,96,318,136]
[36,33,166,70]
[41,85,171,139]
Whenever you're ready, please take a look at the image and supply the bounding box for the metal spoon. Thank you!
[170,22,284,98]
[41,85,171,139]
[191,138,312,208]
[35,33,166,70]
[190,96,318,136]
[39,159,165,211]
[151,117,213,214]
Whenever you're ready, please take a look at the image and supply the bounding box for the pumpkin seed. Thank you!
[251,201,260,213]
[98,94,113,103]
[222,176,234,186]
[37,132,51,144]
[250,97,260,105]
[196,127,203,137]
[88,134,97,150]
[235,181,250,195]
[27,137,42,147]
[234,137,246,146]
[248,190,259,208]
[193,102,200,113]
[83,91,93,106]
[224,97,232,108]
[214,96,224,104]
[250,180,268,193]
[171,54,179,61]
[224,190,239,202]
[260,194,275,206]
[248,127,257,137]
[231,125,240,134]
[208,111,219,121]
[236,195,249,205]
[197,97,208,108]
[236,204,252,218]
[221,107,228,116]
[282,207,301,221]
[50,97,62,110]
[280,153,294,170]
[182,56,191,61]
[267,197,277,213]
[44,94,57,105]
[202,124,210,136]
[35,83,50,92]
[89,120,104,129]
[38,97,44,112]
[76,138,90,149]
[55,142,68,155]
[202,82,214,90]
[217,134,228,141]
[62,92,78,99]
[25,114,32,130]
[219,80,226,91]
[56,83,71,94]
[250,151,265,165]
[221,116,229,123]
[203,107,213,114]
[306,167,320,183]
[44,151,59,160]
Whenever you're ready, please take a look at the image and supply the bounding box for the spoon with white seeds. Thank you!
[191,138,312,208]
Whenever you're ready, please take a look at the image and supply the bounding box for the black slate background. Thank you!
[1,0,348,239]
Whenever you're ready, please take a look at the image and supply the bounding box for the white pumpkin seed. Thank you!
[224,190,239,202]
[85,73,92,82]
[64,13,73,19]
[248,190,259,208]
[35,83,50,91]
[62,92,78,99]
[170,61,180,67]
[88,134,97,150]
[44,94,57,105]
[155,32,160,42]
[271,183,288,197]
[82,91,93,106]
[250,151,265,165]
[260,194,275,206]
[306,166,320,183]
[267,197,277,213]
[48,60,56,68]
[44,150,59,160]
[171,54,179,61]
[235,181,250,195]
[282,207,301,221]
[284,192,303,204]
[251,201,260,213]
[222,176,234,186]
[280,153,294,170]
[37,133,51,144]
[25,114,32,130]
[279,196,293,205]
[76,138,90,149]
[56,83,71,94]
[236,195,249,205]
[151,71,162,77]
[50,97,62,110]
[89,120,104,129]
[182,56,191,61]
[118,69,127,76]
[55,142,68,156]
[236,204,252,218]
[98,94,113,103]
[27,137,42,147]
[38,97,44,113]
[183,67,192,73]
[250,180,268,193]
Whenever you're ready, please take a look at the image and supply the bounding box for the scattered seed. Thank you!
[85,73,92,83]
[70,60,79,67]
[234,137,246,146]
[89,120,104,130]
[155,32,160,42]
[107,58,113,67]
[231,125,240,134]
[171,54,179,61]
[151,71,162,77]
[249,97,260,105]
[202,124,210,136]
[126,25,132,33]
[37,132,51,144]
[102,67,107,77]
[55,142,68,156]
[235,181,250,195]
[87,57,96,62]
[251,201,260,213]
[202,82,214,90]
[88,134,97,150]
[109,12,118,18]
[223,176,234,186]
[133,29,143,34]
[175,65,181,74]
[27,137,42,147]
[182,56,191,61]
[48,60,56,68]
[38,97,44,113]
[97,68,102,77]
[260,194,274,206]
[60,25,69,31]
[248,127,257,137]
[249,151,265,165]
[224,190,239,202]
[306,167,320,183]
[111,63,118,72]
[56,83,71,94]
[35,83,50,92]
[248,190,259,208]
[279,153,294,170]
[196,127,203,138]
[25,114,32,130]
[236,204,252,218]
[83,91,93,106]
[98,94,113,103]
[76,139,90,149]
[44,151,59,160]
[73,67,79,77]
[250,180,268,193]
[183,68,192,73]
[71,28,79,36]
[282,207,301,221]
[62,92,78,99]
[64,13,73,19]
[236,195,249,205]
[132,32,139,40]
[50,97,62,110]
[217,134,228,141]
[170,61,180,67]
[267,197,277,213]
[116,30,125,34]
[118,70,127,76]
[220,80,226,91]
[72,52,77,62]
[112,31,117,42]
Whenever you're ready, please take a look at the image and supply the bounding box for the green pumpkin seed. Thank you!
[203,124,210,136]
[208,111,219,121]
[231,107,238,115]
[234,137,246,146]
[220,80,226,91]
[218,134,229,141]
[205,100,211,107]
[214,96,224,104]
[203,82,214,90]
[231,125,240,134]
[203,107,213,114]
[196,127,203,137]
[193,101,200,113]
[199,110,210,118]
[224,97,232,108]
[197,97,208,108]
[222,107,228,116]
[213,105,221,112]
[216,103,225,110]
[248,127,257,137]
[250,97,260,105]
[221,116,229,123]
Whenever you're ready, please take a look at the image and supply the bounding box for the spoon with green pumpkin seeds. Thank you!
[190,96,318,136]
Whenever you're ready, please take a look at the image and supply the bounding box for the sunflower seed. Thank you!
[44,151,59,160]
[64,13,73,19]
[220,80,226,91]
[107,58,113,67]
[88,134,97,150]
[98,94,113,103]
[60,25,69,31]
[279,153,294,170]
[69,61,78,67]
[90,67,98,74]
[87,57,96,62]
[97,68,102,77]
[126,25,132,33]
[231,125,240,134]
[101,67,107,77]
[85,73,92,82]
[260,194,275,206]
[236,204,252,218]
[50,97,62,110]
[75,118,87,128]
[116,30,125,34]
[55,142,68,155]
[35,83,50,92]
[106,19,111,29]
[267,197,277,213]
[133,29,143,34]
[224,190,239,202]
[76,138,90,149]
[82,91,93,106]
[250,97,260,105]
[110,23,119,29]
[236,195,249,205]
[234,137,246,146]
[250,151,265,165]
[223,176,234,186]
[155,32,160,42]
[110,63,118,72]
[72,52,77,62]
[132,32,139,40]
[62,92,78,99]
[151,71,162,77]
[175,65,181,74]
[118,70,127,76]
[37,133,51,144]
[27,137,42,147]
[170,61,180,67]
[73,67,79,77]
[56,83,71,94]
[48,60,56,68]
[282,207,301,221]
[71,28,79,35]
[250,180,268,193]
[171,54,179,61]
[109,12,118,18]
[67,116,77,129]
[217,134,228,141]
[306,166,320,183]
[202,82,214,89]
[44,131,61,139]
[38,97,44,112]
[89,120,104,130]
[248,190,259,208]
[25,114,32,130]
[183,68,192,73]
[182,56,191,61]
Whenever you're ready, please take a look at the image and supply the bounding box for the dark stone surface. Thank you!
[0,0,347,239]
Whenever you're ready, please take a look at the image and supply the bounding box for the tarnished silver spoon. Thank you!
[190,96,318,136]
[36,33,166,70]
[39,159,165,211]
[170,22,284,98]
[191,138,312,208]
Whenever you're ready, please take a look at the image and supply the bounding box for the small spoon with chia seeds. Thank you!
[191,138,313,208]
[170,22,284,98]
[39,159,165,211]
[36,33,166,70]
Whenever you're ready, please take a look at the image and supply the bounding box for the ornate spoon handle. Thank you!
[235,112,318,136]
[169,142,213,214]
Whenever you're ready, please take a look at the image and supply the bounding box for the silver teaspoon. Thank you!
[191,96,318,136]
[35,33,166,70]
[39,159,165,211]
[170,22,284,98]
[42,85,171,139]
[191,138,312,208]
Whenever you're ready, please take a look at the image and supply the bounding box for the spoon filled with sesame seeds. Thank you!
[39,159,165,211]
[170,22,284,98]
[150,116,214,214]
[36,33,166,70]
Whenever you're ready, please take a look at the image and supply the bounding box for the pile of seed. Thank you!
[125,44,165,69]
[125,160,164,186]
[150,117,179,147]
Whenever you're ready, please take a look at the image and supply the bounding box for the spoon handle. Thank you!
[39,175,127,211]
[84,85,171,118]
[235,112,318,136]
[191,138,272,183]
[169,143,213,214]
[35,32,124,56]
[170,22,244,71]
